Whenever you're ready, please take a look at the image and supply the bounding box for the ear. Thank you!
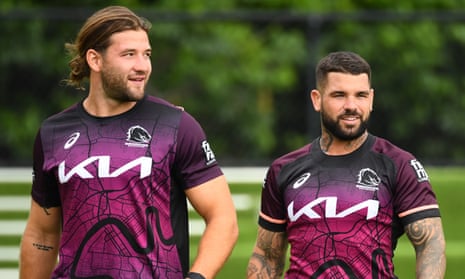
[86,49,102,72]
[369,88,375,111]
[310,89,322,112]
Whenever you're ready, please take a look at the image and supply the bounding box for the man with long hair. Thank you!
[20,6,238,279]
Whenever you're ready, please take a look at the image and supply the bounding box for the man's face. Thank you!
[312,72,374,141]
[99,29,152,102]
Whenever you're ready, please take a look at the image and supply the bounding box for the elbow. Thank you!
[231,220,239,244]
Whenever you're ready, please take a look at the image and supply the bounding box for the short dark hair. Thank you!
[315,51,371,91]
[64,6,151,90]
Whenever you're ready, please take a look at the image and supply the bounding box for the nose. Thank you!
[134,54,151,73]
[343,96,357,111]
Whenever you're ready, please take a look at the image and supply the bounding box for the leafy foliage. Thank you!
[1,1,465,165]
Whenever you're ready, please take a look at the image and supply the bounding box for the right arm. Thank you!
[247,226,288,279]
[19,199,62,279]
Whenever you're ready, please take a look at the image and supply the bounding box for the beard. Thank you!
[321,109,369,141]
[100,67,146,102]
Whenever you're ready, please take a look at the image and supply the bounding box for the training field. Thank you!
[0,167,464,278]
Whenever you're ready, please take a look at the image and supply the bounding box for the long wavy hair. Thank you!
[64,6,151,90]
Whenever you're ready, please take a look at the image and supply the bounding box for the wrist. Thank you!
[186,271,206,279]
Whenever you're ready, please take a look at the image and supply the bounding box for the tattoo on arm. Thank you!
[42,207,51,216]
[405,217,446,278]
[247,229,287,278]
[33,243,54,252]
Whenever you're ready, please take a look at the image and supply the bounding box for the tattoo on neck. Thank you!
[33,243,54,251]
[320,135,334,153]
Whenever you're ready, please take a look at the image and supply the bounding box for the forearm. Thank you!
[19,233,59,279]
[406,217,446,279]
[189,218,238,279]
[247,229,287,279]
[247,250,285,279]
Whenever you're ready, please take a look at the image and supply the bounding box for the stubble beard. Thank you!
[321,109,369,141]
[101,68,146,103]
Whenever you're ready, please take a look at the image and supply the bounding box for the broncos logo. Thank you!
[127,125,151,144]
[356,168,381,191]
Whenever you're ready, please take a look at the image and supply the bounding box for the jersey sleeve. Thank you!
[31,129,61,208]
[394,156,440,226]
[258,164,287,232]
[174,111,223,189]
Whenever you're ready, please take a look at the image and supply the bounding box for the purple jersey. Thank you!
[31,95,222,279]
[259,135,440,279]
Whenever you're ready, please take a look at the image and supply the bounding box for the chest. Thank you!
[282,158,396,222]
[42,117,178,184]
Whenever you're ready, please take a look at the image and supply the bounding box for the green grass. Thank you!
[1,167,464,278]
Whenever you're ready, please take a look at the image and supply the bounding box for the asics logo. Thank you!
[64,132,80,149]
[293,172,311,189]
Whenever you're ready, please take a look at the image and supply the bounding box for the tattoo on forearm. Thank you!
[247,230,286,278]
[33,243,54,251]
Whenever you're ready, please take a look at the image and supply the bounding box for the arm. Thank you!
[185,175,239,279]
[247,226,288,279]
[405,217,446,279]
[19,199,62,279]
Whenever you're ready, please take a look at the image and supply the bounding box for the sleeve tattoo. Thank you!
[247,229,287,279]
[405,217,446,279]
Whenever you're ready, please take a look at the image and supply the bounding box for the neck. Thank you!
[82,95,137,117]
[319,132,368,155]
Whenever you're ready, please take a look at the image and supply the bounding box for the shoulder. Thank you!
[273,144,313,169]
[370,135,416,163]
[267,143,313,183]
[370,135,431,188]
[143,95,185,114]
[41,103,80,125]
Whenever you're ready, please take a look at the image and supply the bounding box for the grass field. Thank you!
[1,167,464,278]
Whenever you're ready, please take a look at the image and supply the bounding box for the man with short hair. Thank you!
[247,51,446,279]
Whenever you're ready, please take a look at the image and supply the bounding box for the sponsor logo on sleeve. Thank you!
[410,159,429,182]
[201,140,216,165]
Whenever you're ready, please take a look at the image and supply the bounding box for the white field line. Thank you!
[0,269,17,279]
[0,196,30,211]
[0,194,256,236]
[0,193,255,213]
[0,167,267,184]
[1,241,464,265]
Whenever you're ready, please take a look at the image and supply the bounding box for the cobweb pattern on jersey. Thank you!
[286,173,396,278]
[55,122,183,278]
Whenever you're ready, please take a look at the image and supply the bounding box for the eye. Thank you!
[332,92,345,98]
[123,52,135,57]
[357,92,370,98]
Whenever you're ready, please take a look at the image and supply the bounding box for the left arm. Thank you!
[405,217,446,279]
[185,175,239,279]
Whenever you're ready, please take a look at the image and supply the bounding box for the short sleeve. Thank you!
[394,157,440,225]
[258,164,287,232]
[31,129,61,208]
[174,111,223,189]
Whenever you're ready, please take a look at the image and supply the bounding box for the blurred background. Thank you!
[2,1,465,167]
[2,1,465,278]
